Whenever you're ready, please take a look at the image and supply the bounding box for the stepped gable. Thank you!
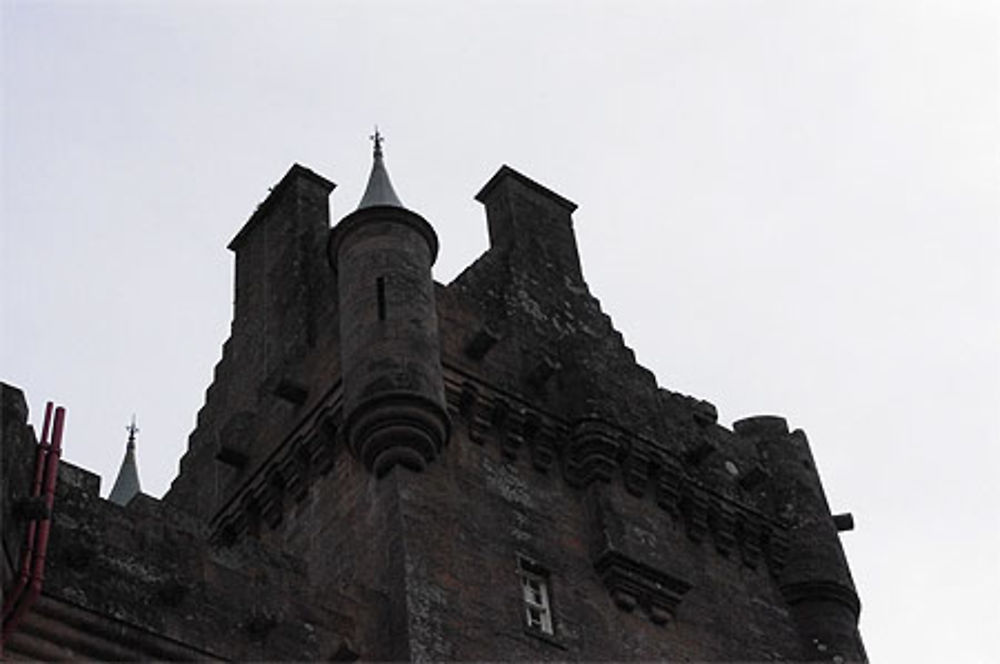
[167,163,341,521]
[447,166,766,506]
[450,165,662,435]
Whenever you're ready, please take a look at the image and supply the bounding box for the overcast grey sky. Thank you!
[2,1,997,661]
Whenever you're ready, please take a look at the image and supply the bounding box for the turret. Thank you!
[108,417,142,506]
[734,416,865,662]
[327,132,449,476]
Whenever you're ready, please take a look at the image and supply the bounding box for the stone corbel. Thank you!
[764,525,791,572]
[564,418,620,488]
[593,550,693,625]
[655,457,684,517]
[524,413,557,472]
[738,514,763,569]
[709,503,737,556]
[621,445,652,498]
[681,487,710,543]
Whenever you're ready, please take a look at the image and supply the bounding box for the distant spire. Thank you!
[357,126,405,210]
[108,415,142,506]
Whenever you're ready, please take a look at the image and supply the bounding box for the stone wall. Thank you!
[2,383,357,661]
[2,158,864,661]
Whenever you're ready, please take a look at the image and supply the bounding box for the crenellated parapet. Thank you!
[442,369,794,579]
[199,367,824,626]
[209,397,343,547]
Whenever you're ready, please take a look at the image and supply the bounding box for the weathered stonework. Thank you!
[2,153,865,661]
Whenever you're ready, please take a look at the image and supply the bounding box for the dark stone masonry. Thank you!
[2,145,865,661]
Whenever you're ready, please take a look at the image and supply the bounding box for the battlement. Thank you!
[202,363,826,579]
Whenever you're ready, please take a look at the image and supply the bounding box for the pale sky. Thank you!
[2,1,997,661]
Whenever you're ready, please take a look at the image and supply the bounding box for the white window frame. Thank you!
[518,558,554,635]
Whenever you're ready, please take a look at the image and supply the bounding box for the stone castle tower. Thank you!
[1,139,864,660]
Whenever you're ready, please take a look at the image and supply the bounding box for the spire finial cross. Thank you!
[370,126,384,157]
[126,415,139,448]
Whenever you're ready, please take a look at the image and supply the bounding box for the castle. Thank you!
[1,138,865,660]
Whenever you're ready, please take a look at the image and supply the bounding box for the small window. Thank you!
[518,557,554,634]
[376,276,387,321]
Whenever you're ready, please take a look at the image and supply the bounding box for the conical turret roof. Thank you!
[108,417,142,506]
[357,128,405,210]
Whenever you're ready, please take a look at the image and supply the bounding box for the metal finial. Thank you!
[110,414,142,505]
[370,126,384,158]
[357,126,404,209]
[126,415,139,448]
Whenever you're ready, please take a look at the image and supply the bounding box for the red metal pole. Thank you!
[1,404,64,648]
[0,403,52,620]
